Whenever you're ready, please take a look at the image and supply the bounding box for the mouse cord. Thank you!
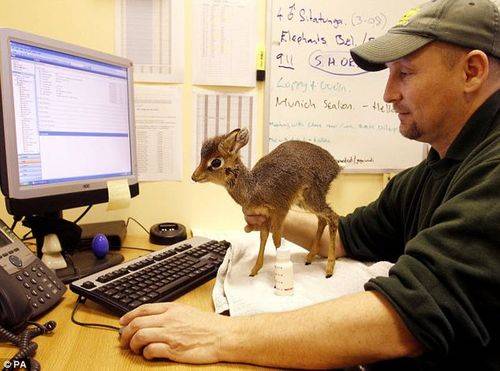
[71,296,120,332]
[0,320,56,371]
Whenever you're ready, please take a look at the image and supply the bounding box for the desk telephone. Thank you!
[0,218,66,331]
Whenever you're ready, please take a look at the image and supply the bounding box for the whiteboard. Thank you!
[265,0,426,172]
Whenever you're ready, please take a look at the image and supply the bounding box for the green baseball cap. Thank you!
[350,0,500,71]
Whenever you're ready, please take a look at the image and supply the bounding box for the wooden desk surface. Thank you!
[0,235,275,371]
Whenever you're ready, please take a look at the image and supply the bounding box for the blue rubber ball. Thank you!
[92,233,109,259]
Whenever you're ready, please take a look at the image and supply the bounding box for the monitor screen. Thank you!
[0,29,138,216]
[11,41,132,187]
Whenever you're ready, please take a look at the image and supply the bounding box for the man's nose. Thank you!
[383,74,402,103]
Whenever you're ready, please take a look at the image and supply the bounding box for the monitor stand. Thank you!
[23,212,125,283]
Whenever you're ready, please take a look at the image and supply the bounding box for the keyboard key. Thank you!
[129,300,142,309]
[147,292,159,299]
[82,281,96,289]
[157,276,191,295]
[119,297,133,304]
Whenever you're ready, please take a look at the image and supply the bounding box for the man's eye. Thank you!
[210,158,223,169]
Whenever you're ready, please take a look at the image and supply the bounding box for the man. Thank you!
[119,0,500,369]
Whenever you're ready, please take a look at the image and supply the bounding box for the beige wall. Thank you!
[0,0,385,237]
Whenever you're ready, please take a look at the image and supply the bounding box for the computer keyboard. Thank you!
[70,236,230,315]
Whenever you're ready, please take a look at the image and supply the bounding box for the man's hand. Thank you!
[119,302,229,363]
[244,213,267,232]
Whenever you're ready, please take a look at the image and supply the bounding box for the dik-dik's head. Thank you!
[192,128,249,186]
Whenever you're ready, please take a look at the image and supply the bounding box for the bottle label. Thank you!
[275,263,293,295]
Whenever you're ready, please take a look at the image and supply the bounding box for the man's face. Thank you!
[384,43,465,147]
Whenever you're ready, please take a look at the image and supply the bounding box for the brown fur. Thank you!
[192,128,341,277]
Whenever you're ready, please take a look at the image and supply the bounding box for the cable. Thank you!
[62,251,79,278]
[0,320,56,371]
[74,205,92,224]
[9,215,22,231]
[126,217,150,235]
[71,296,120,332]
[120,245,155,252]
[21,230,33,242]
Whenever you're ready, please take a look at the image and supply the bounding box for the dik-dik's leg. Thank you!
[305,216,327,265]
[325,212,340,278]
[250,228,269,276]
[270,211,287,249]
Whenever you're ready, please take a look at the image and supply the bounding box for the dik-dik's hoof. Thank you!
[305,251,317,265]
[325,260,335,278]
[249,267,261,276]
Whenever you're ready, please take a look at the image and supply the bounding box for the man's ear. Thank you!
[219,128,249,154]
[463,50,489,93]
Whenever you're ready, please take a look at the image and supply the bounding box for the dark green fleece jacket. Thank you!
[339,90,500,371]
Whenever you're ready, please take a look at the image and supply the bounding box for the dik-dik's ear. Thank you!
[219,128,249,155]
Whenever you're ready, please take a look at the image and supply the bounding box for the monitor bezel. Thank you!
[0,28,139,215]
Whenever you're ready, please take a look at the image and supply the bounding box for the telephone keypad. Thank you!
[16,262,66,313]
[0,218,66,319]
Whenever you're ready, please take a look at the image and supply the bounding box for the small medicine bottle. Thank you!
[274,246,294,296]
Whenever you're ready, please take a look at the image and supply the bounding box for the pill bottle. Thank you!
[275,246,293,296]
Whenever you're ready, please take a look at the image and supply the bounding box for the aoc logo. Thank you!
[396,6,420,26]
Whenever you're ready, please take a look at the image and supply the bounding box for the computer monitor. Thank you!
[0,29,139,261]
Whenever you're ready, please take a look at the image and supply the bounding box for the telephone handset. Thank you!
[0,218,66,331]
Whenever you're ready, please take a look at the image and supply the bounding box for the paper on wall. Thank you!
[192,0,257,87]
[134,85,183,181]
[115,0,185,83]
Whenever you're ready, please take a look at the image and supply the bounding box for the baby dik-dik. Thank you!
[192,128,341,278]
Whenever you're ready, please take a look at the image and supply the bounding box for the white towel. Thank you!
[193,229,393,316]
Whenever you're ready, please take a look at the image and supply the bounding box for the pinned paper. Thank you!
[106,179,131,210]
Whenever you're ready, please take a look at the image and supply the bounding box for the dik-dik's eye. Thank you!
[209,158,224,170]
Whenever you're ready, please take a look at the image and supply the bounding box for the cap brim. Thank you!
[350,32,435,71]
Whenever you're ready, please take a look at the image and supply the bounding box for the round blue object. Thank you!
[92,233,109,259]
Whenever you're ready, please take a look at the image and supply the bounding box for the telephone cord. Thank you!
[0,320,55,371]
